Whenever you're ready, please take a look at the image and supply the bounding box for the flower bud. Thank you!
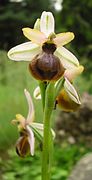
[57,89,80,112]
[29,43,65,81]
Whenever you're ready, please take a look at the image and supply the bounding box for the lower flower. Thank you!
[12,89,55,157]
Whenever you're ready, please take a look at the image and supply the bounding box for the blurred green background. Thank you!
[0,0,92,179]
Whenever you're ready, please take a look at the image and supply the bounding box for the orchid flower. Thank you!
[34,65,84,111]
[57,65,84,111]
[8,11,79,81]
[12,89,55,157]
[57,78,81,111]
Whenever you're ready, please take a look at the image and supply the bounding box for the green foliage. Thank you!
[0,144,90,180]
[55,0,92,57]
[0,0,51,50]
[0,50,43,150]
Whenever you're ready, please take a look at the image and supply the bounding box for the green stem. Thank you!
[39,81,47,110]
[42,110,52,179]
[42,83,55,180]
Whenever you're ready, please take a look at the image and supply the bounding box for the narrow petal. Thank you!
[40,11,55,37]
[31,122,55,140]
[8,42,40,61]
[54,32,74,47]
[33,86,41,99]
[64,65,84,81]
[55,47,79,69]
[24,89,35,124]
[26,126,35,156]
[22,28,46,44]
[64,78,81,104]
[34,18,40,30]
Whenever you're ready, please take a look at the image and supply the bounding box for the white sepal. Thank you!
[64,78,81,104]
[8,42,40,61]
[55,46,79,70]
[40,11,55,37]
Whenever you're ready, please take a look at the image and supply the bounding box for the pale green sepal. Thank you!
[30,123,55,142]
[55,46,79,70]
[64,78,81,104]
[8,42,40,61]
[57,46,79,66]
